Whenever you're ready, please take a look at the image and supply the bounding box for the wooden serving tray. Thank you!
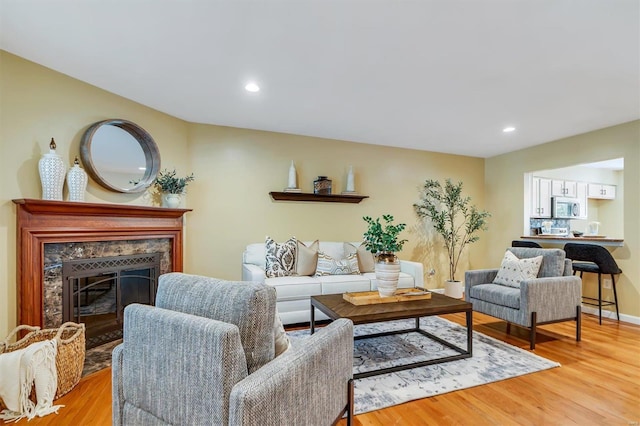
[343,289,432,305]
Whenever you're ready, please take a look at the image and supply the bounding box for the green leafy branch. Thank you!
[362,214,408,254]
[153,169,195,194]
[414,179,490,281]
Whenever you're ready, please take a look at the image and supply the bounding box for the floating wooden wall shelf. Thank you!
[269,192,369,204]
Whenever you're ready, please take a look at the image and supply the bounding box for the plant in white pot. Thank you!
[362,214,408,297]
[414,179,490,298]
[154,169,195,208]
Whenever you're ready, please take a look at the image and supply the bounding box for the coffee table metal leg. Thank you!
[466,310,473,356]
[310,301,316,335]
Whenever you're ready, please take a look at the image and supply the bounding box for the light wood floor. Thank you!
[13,312,640,426]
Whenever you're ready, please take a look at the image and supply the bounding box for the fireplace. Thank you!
[62,253,161,348]
[13,199,191,330]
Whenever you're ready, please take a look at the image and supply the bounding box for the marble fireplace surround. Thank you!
[13,199,191,328]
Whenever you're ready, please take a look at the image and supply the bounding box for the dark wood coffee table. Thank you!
[310,292,473,379]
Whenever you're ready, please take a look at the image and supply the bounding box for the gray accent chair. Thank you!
[112,272,354,426]
[465,248,582,350]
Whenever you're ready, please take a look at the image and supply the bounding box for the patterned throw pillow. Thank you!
[265,236,297,278]
[343,242,376,273]
[295,240,319,276]
[493,251,543,288]
[315,252,360,276]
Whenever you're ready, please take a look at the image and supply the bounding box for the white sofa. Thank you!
[242,241,425,325]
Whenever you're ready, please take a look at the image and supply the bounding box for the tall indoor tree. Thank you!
[414,179,490,286]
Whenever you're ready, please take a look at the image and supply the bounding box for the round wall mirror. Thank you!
[80,119,161,193]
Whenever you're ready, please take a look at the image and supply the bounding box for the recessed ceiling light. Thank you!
[138,167,146,171]
[245,82,260,92]
[503,126,516,133]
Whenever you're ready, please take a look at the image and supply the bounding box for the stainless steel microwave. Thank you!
[552,197,581,218]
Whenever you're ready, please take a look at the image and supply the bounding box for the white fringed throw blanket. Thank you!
[0,339,63,422]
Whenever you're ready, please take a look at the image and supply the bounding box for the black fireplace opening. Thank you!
[62,253,160,349]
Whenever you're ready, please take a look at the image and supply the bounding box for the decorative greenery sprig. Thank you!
[414,179,490,281]
[362,214,408,254]
[153,169,195,194]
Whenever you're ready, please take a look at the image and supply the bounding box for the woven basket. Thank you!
[0,322,85,410]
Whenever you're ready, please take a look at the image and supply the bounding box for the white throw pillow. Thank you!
[343,242,376,273]
[273,310,291,357]
[295,240,319,276]
[265,236,297,278]
[315,252,360,276]
[493,251,543,288]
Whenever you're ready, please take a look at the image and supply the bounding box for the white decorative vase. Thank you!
[444,280,463,299]
[66,157,88,202]
[38,138,66,200]
[375,252,401,297]
[162,193,181,208]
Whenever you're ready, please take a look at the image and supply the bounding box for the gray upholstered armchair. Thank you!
[465,248,581,350]
[112,273,354,426]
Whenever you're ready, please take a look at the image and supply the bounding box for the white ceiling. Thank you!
[1,0,639,158]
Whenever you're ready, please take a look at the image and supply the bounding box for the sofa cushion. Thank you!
[265,276,322,300]
[344,242,376,273]
[508,247,566,278]
[469,283,521,309]
[295,240,319,276]
[265,236,297,278]
[317,242,347,261]
[493,250,543,288]
[318,275,371,295]
[315,252,360,276]
[244,243,266,268]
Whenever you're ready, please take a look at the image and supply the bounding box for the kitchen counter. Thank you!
[520,235,624,247]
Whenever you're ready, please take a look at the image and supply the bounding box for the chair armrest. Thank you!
[465,269,499,296]
[229,319,354,426]
[117,304,249,426]
[111,344,124,426]
[400,260,425,288]
[520,276,582,323]
[242,263,266,283]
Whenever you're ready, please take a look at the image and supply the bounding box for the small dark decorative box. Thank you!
[313,176,332,195]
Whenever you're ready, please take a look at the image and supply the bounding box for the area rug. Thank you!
[287,317,560,415]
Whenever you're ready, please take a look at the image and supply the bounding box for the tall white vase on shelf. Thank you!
[284,160,301,192]
[66,157,88,202]
[342,165,357,194]
[38,138,66,200]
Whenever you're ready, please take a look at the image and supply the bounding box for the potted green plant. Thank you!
[154,169,195,208]
[362,214,408,297]
[414,179,490,298]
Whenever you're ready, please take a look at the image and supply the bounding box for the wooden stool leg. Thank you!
[612,274,620,321]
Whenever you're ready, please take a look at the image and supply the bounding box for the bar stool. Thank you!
[512,240,542,248]
[563,243,621,324]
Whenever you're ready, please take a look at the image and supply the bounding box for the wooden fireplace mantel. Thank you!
[13,198,192,328]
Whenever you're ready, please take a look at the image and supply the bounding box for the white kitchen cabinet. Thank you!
[551,179,577,198]
[588,183,616,199]
[576,182,588,219]
[531,177,552,218]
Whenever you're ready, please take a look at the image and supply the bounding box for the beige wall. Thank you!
[2,50,637,340]
[0,52,191,338]
[185,124,487,284]
[0,51,488,338]
[485,121,640,318]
